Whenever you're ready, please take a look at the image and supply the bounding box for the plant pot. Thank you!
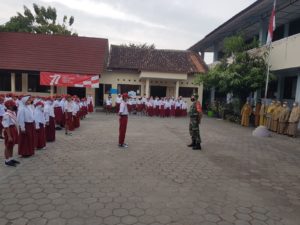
[207,110,214,117]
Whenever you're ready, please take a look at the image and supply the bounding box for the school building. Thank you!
[190,0,300,105]
[0,32,108,104]
[0,32,207,106]
[99,45,207,106]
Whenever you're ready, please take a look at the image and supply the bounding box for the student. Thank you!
[118,93,129,148]
[34,101,46,150]
[0,96,5,139]
[2,100,19,166]
[17,95,35,157]
[105,95,113,114]
[44,97,56,142]
[64,95,74,135]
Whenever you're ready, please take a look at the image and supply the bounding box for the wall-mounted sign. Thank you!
[40,72,99,88]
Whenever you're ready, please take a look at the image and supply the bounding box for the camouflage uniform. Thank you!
[189,101,201,145]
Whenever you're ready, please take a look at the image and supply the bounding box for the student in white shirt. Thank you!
[17,95,35,157]
[105,95,113,114]
[118,93,129,148]
[34,101,46,150]
[2,100,19,167]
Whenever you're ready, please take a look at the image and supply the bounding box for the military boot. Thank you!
[187,140,195,147]
[192,143,202,150]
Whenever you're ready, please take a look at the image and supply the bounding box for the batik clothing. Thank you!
[277,106,290,134]
[286,106,300,137]
[240,103,252,127]
[259,104,267,126]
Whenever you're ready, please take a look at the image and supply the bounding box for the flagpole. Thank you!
[264,43,272,99]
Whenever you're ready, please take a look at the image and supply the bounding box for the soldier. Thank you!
[187,94,203,150]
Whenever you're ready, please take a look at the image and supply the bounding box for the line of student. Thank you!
[106,94,188,117]
[0,93,94,167]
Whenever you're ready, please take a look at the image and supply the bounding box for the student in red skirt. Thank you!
[53,96,63,127]
[17,95,35,157]
[0,96,5,140]
[44,97,56,142]
[2,100,19,167]
[64,95,74,135]
[87,95,94,113]
[73,98,80,129]
[34,101,46,150]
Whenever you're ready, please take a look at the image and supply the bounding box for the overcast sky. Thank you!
[0,0,256,63]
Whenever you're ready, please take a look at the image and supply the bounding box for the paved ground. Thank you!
[0,113,300,225]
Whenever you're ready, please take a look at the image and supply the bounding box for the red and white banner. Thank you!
[40,72,99,88]
[266,0,276,45]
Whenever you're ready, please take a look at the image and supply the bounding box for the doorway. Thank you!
[150,86,167,98]
[67,87,86,98]
[95,84,104,106]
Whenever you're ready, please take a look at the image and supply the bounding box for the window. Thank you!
[179,87,198,98]
[283,76,297,99]
[104,84,112,94]
[289,17,300,36]
[0,71,11,91]
[273,24,285,41]
[15,73,22,92]
[28,73,50,93]
[117,84,141,95]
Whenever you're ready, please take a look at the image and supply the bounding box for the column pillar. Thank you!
[284,23,289,38]
[175,81,179,98]
[11,73,16,92]
[21,73,28,93]
[50,86,54,97]
[145,79,150,98]
[276,75,284,100]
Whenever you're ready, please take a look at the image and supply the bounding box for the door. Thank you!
[150,86,167,98]
[95,84,104,106]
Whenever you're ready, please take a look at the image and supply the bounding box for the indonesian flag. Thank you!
[266,0,276,45]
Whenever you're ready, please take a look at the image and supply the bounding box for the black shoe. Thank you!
[11,159,20,164]
[192,143,202,150]
[5,161,16,167]
[187,140,195,147]
[0,136,4,139]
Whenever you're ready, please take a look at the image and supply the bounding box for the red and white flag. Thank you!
[266,0,276,45]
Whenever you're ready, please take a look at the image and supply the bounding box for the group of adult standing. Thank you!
[0,93,94,167]
[241,100,300,137]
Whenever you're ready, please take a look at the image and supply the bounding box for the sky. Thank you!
[0,0,256,63]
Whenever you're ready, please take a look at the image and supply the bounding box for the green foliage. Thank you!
[0,3,77,35]
[121,43,156,49]
[195,35,274,102]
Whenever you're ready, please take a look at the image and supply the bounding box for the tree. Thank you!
[0,3,77,35]
[195,35,274,103]
[121,43,155,49]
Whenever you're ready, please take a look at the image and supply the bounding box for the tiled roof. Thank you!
[0,32,108,74]
[108,45,207,74]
